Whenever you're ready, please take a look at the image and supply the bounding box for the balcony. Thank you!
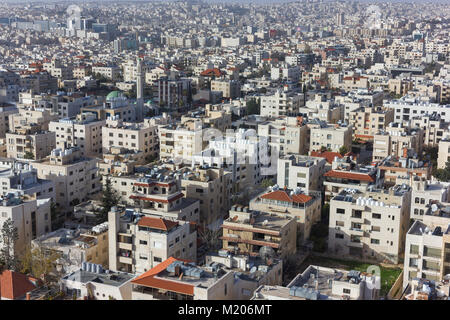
[119,242,133,251]
[349,228,364,236]
[119,256,133,265]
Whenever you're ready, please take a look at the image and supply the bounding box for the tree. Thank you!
[0,218,19,271]
[434,161,450,182]
[24,151,34,160]
[198,227,221,253]
[339,145,348,156]
[246,98,260,115]
[20,245,61,285]
[260,178,274,189]
[98,176,120,223]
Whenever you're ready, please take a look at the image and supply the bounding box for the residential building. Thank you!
[250,187,321,244]
[308,121,352,153]
[0,194,52,257]
[221,205,297,258]
[49,113,105,158]
[102,118,158,162]
[276,154,327,195]
[260,89,305,118]
[349,106,394,140]
[6,127,56,160]
[257,116,309,156]
[403,218,450,289]
[281,265,380,300]
[181,166,232,229]
[372,123,423,162]
[31,147,100,212]
[60,263,135,300]
[32,223,109,274]
[328,186,411,264]
[108,207,197,274]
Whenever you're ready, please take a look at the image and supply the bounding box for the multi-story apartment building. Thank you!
[372,123,423,162]
[0,159,55,202]
[0,194,51,257]
[92,65,121,81]
[6,127,56,160]
[410,113,448,147]
[192,128,264,193]
[323,156,377,202]
[98,147,145,176]
[159,122,205,165]
[210,80,241,99]
[221,205,297,258]
[31,147,100,212]
[280,265,380,300]
[102,118,158,162]
[60,263,135,300]
[181,104,232,133]
[0,105,18,138]
[49,113,105,158]
[158,76,192,110]
[257,116,309,156]
[32,223,109,273]
[51,94,96,118]
[328,186,411,264]
[403,218,450,289]
[108,171,200,223]
[131,254,282,300]
[377,153,432,186]
[410,178,449,221]
[438,133,450,169]
[108,206,197,274]
[260,89,305,118]
[300,94,343,124]
[277,155,327,196]
[181,166,232,229]
[308,121,352,153]
[250,187,321,244]
[349,106,394,140]
[9,107,59,133]
[385,96,450,124]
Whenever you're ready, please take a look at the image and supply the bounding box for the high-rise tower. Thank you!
[136,57,144,121]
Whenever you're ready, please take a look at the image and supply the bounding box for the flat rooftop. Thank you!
[63,269,134,287]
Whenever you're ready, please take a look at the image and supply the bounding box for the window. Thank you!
[372,213,381,219]
[343,289,351,294]
[424,246,441,258]
[336,208,345,214]
[139,240,148,245]
[410,245,419,255]
[335,233,344,239]
[371,239,380,244]
[153,256,162,263]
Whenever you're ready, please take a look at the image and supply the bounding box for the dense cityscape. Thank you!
[0,0,449,304]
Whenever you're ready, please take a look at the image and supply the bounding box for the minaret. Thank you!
[136,57,144,121]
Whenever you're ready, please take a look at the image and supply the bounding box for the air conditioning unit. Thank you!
[335,226,340,230]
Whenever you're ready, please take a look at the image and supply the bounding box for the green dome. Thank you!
[106,91,123,100]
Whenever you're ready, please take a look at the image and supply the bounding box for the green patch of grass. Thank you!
[299,256,402,297]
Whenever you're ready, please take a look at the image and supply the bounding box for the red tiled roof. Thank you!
[137,217,179,231]
[260,190,312,204]
[323,170,375,182]
[132,257,194,296]
[310,151,343,164]
[0,270,38,300]
[200,68,222,77]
